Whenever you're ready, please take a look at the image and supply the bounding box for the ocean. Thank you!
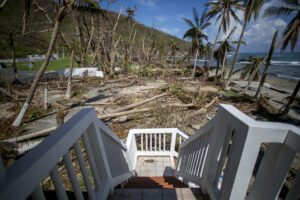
[196,52,300,81]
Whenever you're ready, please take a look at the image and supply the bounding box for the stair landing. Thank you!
[108,156,206,200]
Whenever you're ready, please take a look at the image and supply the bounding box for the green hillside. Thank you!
[0,0,190,59]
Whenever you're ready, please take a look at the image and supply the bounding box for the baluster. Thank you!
[159,134,161,151]
[150,134,152,151]
[286,168,300,200]
[214,127,232,185]
[63,151,84,200]
[247,144,295,200]
[179,136,182,145]
[155,134,157,151]
[146,134,148,151]
[141,134,143,151]
[163,134,166,151]
[73,141,95,200]
[82,133,101,191]
[50,165,68,200]
[31,186,46,200]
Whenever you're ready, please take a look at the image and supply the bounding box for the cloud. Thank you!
[155,16,168,23]
[136,0,155,7]
[160,27,180,35]
[210,0,289,51]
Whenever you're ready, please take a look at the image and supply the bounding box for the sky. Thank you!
[103,0,300,53]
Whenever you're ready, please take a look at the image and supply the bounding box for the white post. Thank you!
[248,144,295,200]
[170,131,176,155]
[141,134,143,151]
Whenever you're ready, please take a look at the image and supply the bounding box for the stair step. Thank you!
[108,188,205,200]
[124,176,188,189]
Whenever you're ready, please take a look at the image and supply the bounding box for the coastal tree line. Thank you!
[0,0,298,127]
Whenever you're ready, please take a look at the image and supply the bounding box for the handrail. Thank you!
[0,108,133,200]
[175,104,300,200]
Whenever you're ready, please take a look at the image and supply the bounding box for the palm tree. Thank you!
[226,0,266,87]
[205,0,244,80]
[202,42,212,72]
[169,41,180,65]
[214,26,245,81]
[244,0,300,92]
[232,56,263,81]
[183,7,211,79]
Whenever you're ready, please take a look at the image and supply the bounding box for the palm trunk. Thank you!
[244,22,298,92]
[66,51,74,99]
[192,48,199,79]
[206,19,223,81]
[214,61,220,82]
[221,49,227,80]
[9,32,19,81]
[226,0,254,89]
[281,80,300,117]
[255,31,279,99]
[12,6,65,127]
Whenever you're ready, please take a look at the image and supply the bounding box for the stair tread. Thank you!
[124,176,188,189]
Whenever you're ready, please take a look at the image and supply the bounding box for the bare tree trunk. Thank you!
[59,32,83,67]
[73,12,88,67]
[13,6,66,127]
[86,16,95,53]
[226,0,254,89]
[66,51,74,99]
[255,31,278,99]
[221,49,227,80]
[192,48,199,79]
[9,32,19,81]
[281,80,300,117]
[22,0,32,34]
[214,61,220,83]
[206,19,223,81]
[0,0,8,12]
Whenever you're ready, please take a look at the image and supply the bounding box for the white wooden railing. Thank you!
[126,128,189,171]
[0,108,134,200]
[175,104,300,200]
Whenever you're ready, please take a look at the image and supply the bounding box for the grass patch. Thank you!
[223,90,239,97]
[56,99,70,105]
[28,109,41,119]
[4,57,92,71]
[71,89,88,98]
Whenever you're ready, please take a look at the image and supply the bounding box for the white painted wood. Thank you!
[82,131,102,192]
[150,134,152,151]
[141,134,143,151]
[31,186,46,200]
[50,165,68,200]
[164,134,166,151]
[146,134,148,151]
[73,141,95,200]
[159,134,161,151]
[155,134,157,151]
[248,144,295,200]
[63,151,84,200]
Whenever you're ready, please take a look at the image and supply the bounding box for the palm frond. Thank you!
[182,18,196,28]
[192,7,200,27]
[263,6,296,17]
[230,8,242,24]
[227,26,237,39]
